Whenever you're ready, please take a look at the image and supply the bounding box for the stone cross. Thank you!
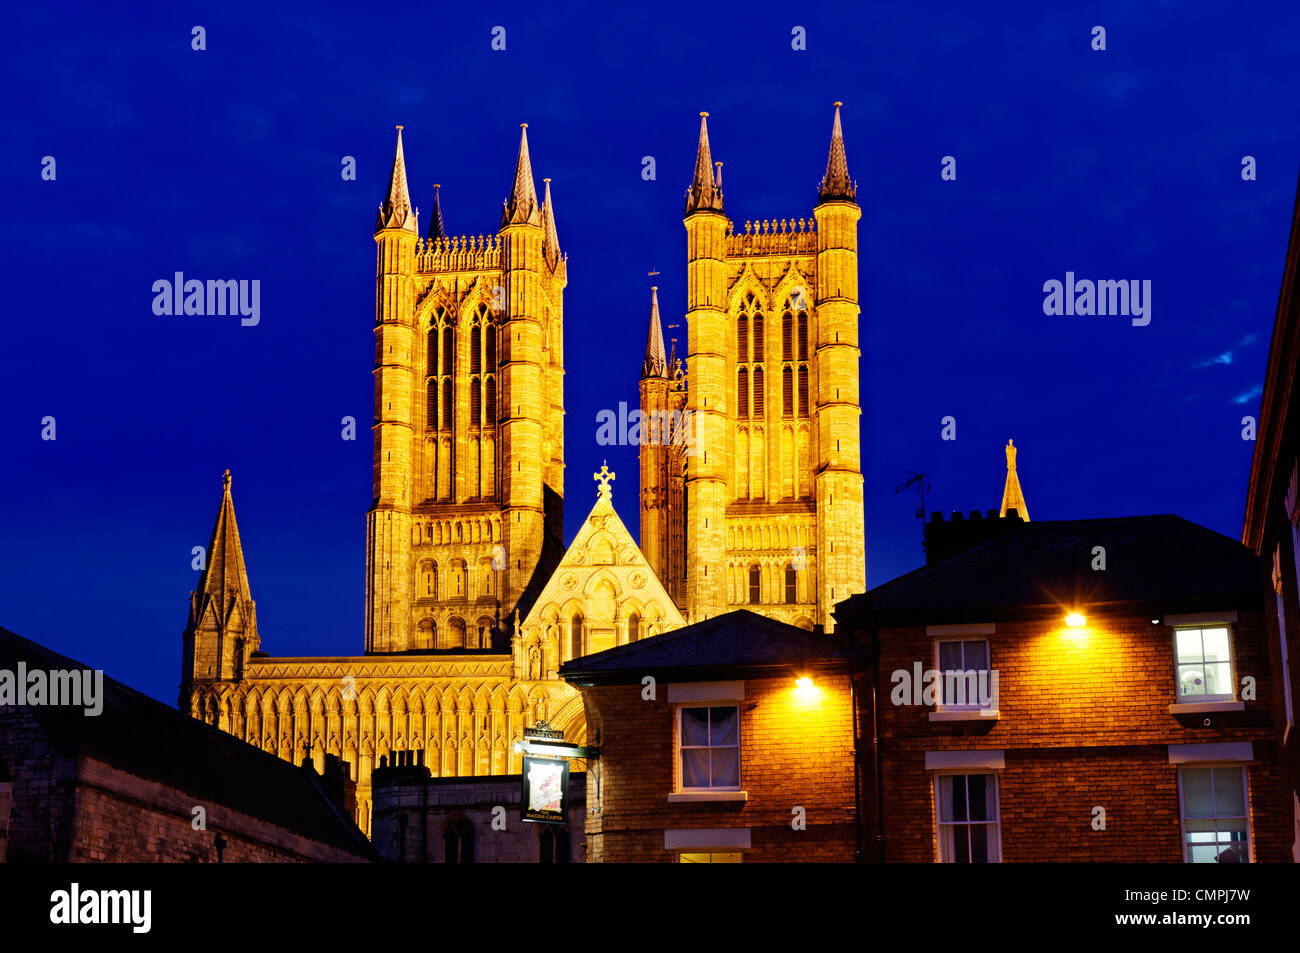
[593,461,615,499]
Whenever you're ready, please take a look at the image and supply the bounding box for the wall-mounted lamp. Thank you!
[1065,613,1086,628]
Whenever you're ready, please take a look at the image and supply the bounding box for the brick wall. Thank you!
[581,670,857,862]
[860,609,1286,861]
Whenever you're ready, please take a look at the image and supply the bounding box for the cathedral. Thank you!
[180,106,866,832]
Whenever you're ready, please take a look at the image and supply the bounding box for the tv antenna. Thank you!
[895,471,931,521]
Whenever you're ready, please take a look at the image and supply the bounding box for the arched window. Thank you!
[450,560,467,599]
[442,379,453,429]
[448,617,466,649]
[471,324,482,374]
[485,324,496,370]
[737,314,749,363]
[752,368,765,416]
[443,815,475,863]
[737,368,749,418]
[628,612,641,643]
[485,377,496,425]
[420,561,437,598]
[428,327,439,376]
[782,366,793,418]
[782,311,793,361]
[785,565,798,603]
[539,825,571,863]
[570,612,584,660]
[471,378,481,426]
[797,311,808,360]
[798,367,809,416]
[752,313,764,362]
[748,565,761,605]
[426,379,438,431]
[442,326,454,375]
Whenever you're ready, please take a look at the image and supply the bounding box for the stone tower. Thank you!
[1000,439,1029,520]
[180,470,259,707]
[638,284,688,606]
[367,124,566,654]
[642,104,866,630]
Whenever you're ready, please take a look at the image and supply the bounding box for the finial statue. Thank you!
[223,469,232,490]
[593,461,615,499]
[1005,439,1017,470]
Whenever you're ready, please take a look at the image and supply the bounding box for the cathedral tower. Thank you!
[645,105,866,630]
[367,124,566,654]
[639,284,687,605]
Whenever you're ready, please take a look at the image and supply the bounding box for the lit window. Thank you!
[1178,766,1250,863]
[936,638,992,710]
[935,773,1001,863]
[1175,627,1235,700]
[678,852,742,863]
[748,565,761,605]
[677,705,740,791]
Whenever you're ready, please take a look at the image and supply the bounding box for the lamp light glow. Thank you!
[795,677,813,690]
[1065,613,1086,627]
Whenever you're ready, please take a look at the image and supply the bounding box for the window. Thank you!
[678,705,740,790]
[1179,766,1250,863]
[935,773,1001,863]
[627,612,640,643]
[443,815,475,863]
[797,310,808,360]
[784,565,797,603]
[426,379,438,431]
[752,367,764,415]
[570,612,584,660]
[752,313,764,362]
[441,378,452,429]
[936,639,992,709]
[679,852,742,863]
[782,311,793,361]
[736,368,748,418]
[737,315,748,363]
[748,565,760,604]
[538,825,571,863]
[1175,626,1234,700]
[782,366,793,417]
[797,366,809,416]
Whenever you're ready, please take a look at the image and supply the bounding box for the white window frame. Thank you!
[1172,624,1237,703]
[1176,763,1253,864]
[933,770,1002,863]
[934,638,994,711]
[672,701,744,800]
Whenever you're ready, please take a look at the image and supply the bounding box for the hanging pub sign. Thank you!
[521,754,569,825]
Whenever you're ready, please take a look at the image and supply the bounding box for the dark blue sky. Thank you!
[3,1,1299,705]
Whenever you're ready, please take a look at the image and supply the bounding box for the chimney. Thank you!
[923,508,1024,564]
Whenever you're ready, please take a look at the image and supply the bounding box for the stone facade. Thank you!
[371,757,586,863]
[640,105,867,631]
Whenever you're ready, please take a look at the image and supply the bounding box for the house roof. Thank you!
[0,626,376,859]
[837,514,1267,628]
[558,609,851,685]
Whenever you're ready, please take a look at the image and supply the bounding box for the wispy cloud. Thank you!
[1192,351,1233,369]
[1234,384,1263,405]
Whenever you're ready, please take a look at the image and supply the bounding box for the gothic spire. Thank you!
[426,183,447,242]
[818,102,856,203]
[642,285,668,378]
[191,470,258,634]
[540,178,561,264]
[503,123,541,226]
[999,439,1030,521]
[377,125,418,234]
[685,112,724,214]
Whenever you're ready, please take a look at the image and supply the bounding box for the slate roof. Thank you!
[0,627,376,859]
[559,610,852,685]
[837,514,1268,628]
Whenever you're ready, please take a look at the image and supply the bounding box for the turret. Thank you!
[812,103,865,629]
[181,470,259,709]
[683,112,731,621]
[367,125,419,652]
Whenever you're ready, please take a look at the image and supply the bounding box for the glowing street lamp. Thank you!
[1065,613,1086,628]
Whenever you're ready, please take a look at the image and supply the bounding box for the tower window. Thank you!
[442,326,454,375]
[797,311,808,360]
[737,315,748,363]
[485,377,496,425]
[471,325,482,374]
[426,379,438,431]
[428,327,439,376]
[485,324,496,370]
[471,378,481,427]
[798,366,809,416]
[748,565,761,605]
[785,565,797,603]
[571,612,584,660]
[752,368,764,416]
[752,314,764,362]
[782,366,793,418]
[782,311,793,361]
[442,379,453,430]
[737,368,749,418]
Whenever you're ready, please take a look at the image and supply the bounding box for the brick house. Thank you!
[370,754,586,862]
[559,610,858,862]
[1242,171,1300,861]
[836,512,1286,862]
[0,627,375,862]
